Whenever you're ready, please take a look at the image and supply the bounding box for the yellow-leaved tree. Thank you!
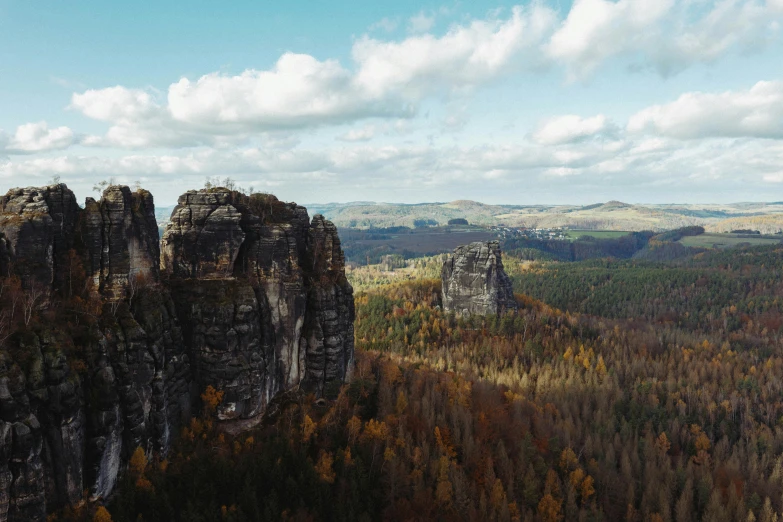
[93,506,113,522]
[315,451,336,484]
[538,494,562,522]
[201,385,224,416]
[129,446,147,478]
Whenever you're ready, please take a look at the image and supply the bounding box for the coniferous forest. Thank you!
[32,243,783,522]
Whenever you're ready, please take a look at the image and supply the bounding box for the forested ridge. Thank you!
[513,245,783,341]
[43,244,783,521]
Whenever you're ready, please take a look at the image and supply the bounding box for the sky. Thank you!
[1,0,783,206]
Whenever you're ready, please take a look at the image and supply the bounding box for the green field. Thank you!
[679,233,782,249]
[563,229,631,240]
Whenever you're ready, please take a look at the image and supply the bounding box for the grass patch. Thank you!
[563,230,632,241]
[679,233,782,249]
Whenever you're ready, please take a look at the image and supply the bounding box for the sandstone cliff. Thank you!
[83,186,161,298]
[0,184,354,521]
[0,184,80,295]
[161,190,354,420]
[441,241,518,316]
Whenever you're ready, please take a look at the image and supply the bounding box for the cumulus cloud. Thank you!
[627,81,783,139]
[70,86,159,122]
[70,86,200,148]
[655,0,779,75]
[531,115,616,145]
[547,0,674,78]
[353,5,557,98]
[58,2,783,150]
[70,54,416,148]
[68,5,557,149]
[167,53,409,129]
[548,0,781,78]
[1,122,75,153]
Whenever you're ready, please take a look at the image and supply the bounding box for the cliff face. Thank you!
[83,186,161,298]
[0,185,354,521]
[161,190,354,420]
[0,184,80,294]
[441,241,518,316]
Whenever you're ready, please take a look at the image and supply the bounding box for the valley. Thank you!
[2,184,783,522]
[4,1,783,520]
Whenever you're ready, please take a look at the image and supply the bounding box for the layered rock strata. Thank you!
[441,241,518,316]
[0,185,354,521]
[0,184,80,294]
[83,186,161,298]
[161,190,354,420]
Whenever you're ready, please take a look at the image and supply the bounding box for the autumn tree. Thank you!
[201,385,224,416]
[315,451,335,484]
[538,494,562,522]
[129,446,147,478]
[93,506,113,522]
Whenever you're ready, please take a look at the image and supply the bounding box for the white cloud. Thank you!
[408,12,436,33]
[548,0,674,78]
[352,5,557,98]
[628,80,783,139]
[531,114,614,145]
[2,122,75,153]
[70,86,160,122]
[655,0,778,76]
[369,17,399,33]
[67,6,558,149]
[3,134,783,203]
[337,125,376,142]
[69,87,192,149]
[168,53,408,129]
[70,54,415,148]
[548,0,782,78]
[57,2,783,151]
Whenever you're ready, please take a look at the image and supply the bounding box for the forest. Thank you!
[16,242,783,521]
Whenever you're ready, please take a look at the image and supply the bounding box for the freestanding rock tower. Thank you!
[160,189,355,421]
[441,241,518,316]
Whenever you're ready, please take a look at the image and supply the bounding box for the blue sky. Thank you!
[1,0,783,206]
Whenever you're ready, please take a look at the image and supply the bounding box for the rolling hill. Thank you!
[305,200,783,233]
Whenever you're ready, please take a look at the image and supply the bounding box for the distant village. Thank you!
[487,224,569,240]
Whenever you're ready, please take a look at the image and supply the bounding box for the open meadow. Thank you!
[563,229,632,240]
[679,232,782,249]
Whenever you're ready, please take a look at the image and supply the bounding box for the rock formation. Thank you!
[0,184,80,294]
[83,186,161,298]
[161,190,354,420]
[441,241,518,316]
[0,184,354,521]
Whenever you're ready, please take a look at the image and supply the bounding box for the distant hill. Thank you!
[305,200,783,233]
[156,199,783,234]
